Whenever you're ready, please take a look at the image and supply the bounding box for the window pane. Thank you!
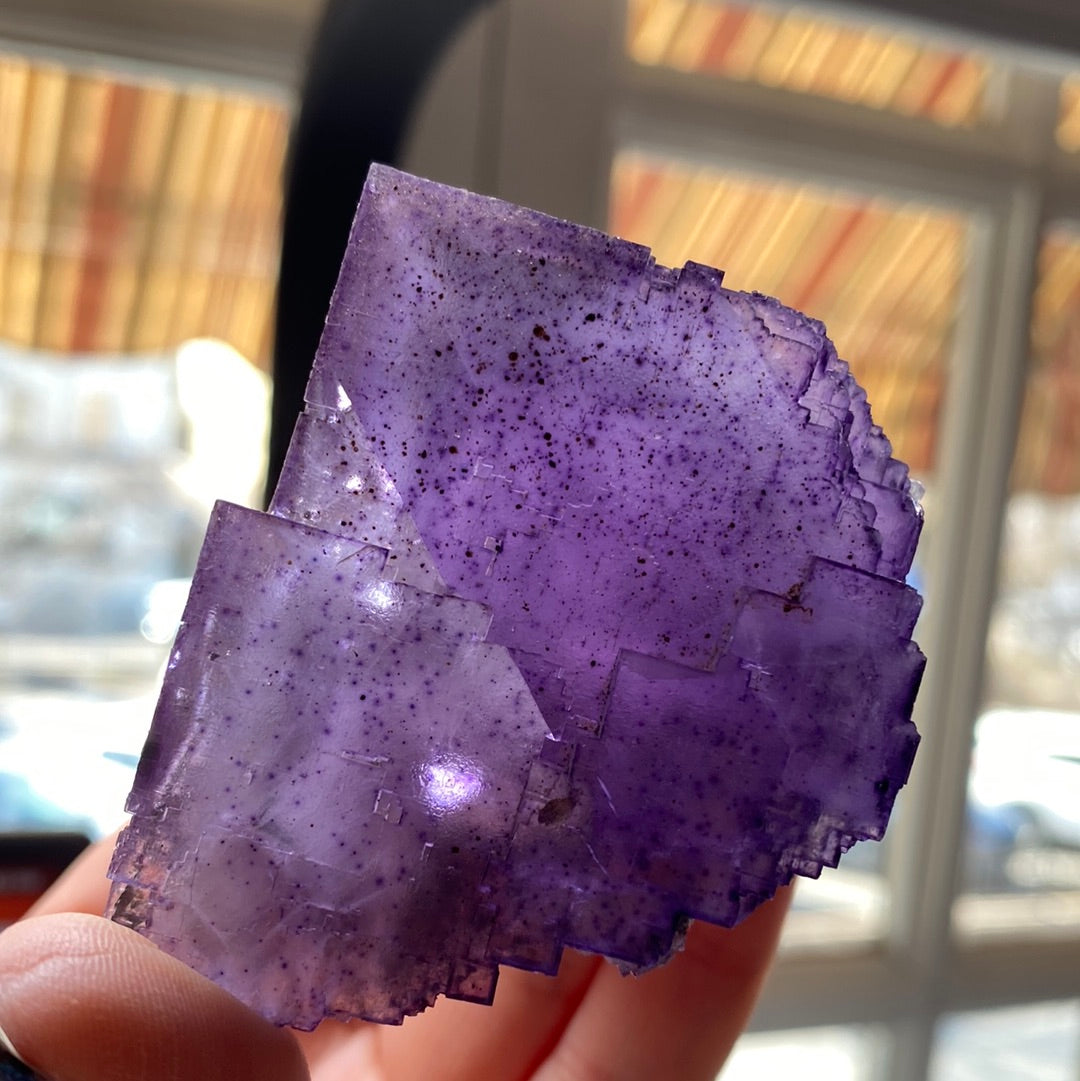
[609,150,966,945]
[956,225,1080,936]
[0,338,271,840]
[0,52,281,841]
[930,1000,1080,1081]
[624,0,993,128]
[722,1024,885,1081]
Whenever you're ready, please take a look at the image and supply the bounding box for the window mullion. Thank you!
[0,0,315,90]
[886,174,1046,1081]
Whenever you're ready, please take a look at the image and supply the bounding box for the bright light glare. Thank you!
[140,577,192,644]
[0,690,156,838]
[420,756,483,814]
[361,580,398,612]
[171,338,271,510]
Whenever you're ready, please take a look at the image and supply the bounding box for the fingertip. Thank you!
[531,889,794,1081]
[679,883,794,984]
[0,913,309,1081]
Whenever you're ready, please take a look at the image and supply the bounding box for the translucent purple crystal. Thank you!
[107,166,924,1028]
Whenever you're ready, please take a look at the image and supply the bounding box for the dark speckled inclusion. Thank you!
[107,166,924,1029]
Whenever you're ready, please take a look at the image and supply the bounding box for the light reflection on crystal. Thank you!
[419,756,484,815]
[360,579,397,612]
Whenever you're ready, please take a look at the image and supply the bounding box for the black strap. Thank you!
[268,0,496,501]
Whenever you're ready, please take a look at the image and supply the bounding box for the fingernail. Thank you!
[0,1026,48,1081]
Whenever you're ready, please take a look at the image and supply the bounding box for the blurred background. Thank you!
[0,0,1077,1077]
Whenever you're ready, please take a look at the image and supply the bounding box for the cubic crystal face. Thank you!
[107,166,924,1028]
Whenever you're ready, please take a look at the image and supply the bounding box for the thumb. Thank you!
[0,913,309,1081]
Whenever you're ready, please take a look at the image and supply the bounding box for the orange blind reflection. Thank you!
[0,55,287,368]
[1013,227,1080,494]
[610,151,967,477]
[626,0,989,129]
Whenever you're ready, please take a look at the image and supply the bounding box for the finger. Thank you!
[0,913,310,1081]
[532,887,793,1081]
[368,949,602,1081]
[25,831,120,919]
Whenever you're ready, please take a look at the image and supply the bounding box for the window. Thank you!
[2,1,1078,1076]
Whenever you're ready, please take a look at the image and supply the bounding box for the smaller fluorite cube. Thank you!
[110,501,549,1026]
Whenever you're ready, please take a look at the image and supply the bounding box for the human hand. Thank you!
[0,832,790,1081]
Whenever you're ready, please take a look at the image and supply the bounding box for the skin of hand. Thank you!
[0,832,791,1081]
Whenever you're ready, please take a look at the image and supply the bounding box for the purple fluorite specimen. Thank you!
[107,166,924,1028]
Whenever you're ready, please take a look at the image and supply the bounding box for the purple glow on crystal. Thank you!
[107,166,924,1029]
